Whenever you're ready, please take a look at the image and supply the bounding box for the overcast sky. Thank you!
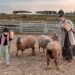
[0,0,75,13]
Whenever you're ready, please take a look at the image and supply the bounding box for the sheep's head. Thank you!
[17,36,24,44]
[52,34,59,41]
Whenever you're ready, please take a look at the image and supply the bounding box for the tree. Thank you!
[13,11,32,15]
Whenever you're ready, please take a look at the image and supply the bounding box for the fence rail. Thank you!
[0,20,75,34]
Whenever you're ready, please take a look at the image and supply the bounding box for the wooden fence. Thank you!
[0,20,72,34]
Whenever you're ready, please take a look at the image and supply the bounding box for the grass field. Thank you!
[0,14,75,23]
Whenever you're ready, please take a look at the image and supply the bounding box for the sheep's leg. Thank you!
[43,48,45,53]
[16,49,18,56]
[32,47,35,55]
[39,46,40,53]
[46,54,50,67]
[53,50,60,70]
[21,50,24,55]
[54,58,59,70]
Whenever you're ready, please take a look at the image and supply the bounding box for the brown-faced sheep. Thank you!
[16,36,36,56]
[46,34,61,69]
[38,35,52,53]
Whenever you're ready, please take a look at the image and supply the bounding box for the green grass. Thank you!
[0,14,75,23]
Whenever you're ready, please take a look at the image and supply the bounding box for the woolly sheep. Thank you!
[38,35,52,53]
[46,34,61,69]
[16,35,36,56]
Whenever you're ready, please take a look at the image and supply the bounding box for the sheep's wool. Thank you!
[47,41,54,50]
[20,38,24,43]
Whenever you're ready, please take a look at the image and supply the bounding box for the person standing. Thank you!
[59,15,75,62]
[0,28,10,65]
[0,34,1,64]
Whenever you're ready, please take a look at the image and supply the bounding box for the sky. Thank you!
[0,0,75,13]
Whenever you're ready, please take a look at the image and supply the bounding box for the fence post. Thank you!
[20,21,22,33]
[43,21,48,34]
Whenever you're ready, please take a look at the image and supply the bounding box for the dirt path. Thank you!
[0,34,75,75]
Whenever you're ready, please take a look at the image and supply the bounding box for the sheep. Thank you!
[16,35,36,56]
[38,35,52,53]
[46,34,61,70]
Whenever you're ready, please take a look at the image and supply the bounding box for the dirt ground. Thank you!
[0,34,75,75]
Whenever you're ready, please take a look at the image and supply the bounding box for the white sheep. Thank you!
[38,35,52,53]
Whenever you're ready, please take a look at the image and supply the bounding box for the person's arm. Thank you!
[9,38,12,41]
[63,19,74,32]
[68,20,74,31]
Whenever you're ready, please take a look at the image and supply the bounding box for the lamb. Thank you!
[38,35,52,53]
[46,34,61,69]
[16,35,36,56]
